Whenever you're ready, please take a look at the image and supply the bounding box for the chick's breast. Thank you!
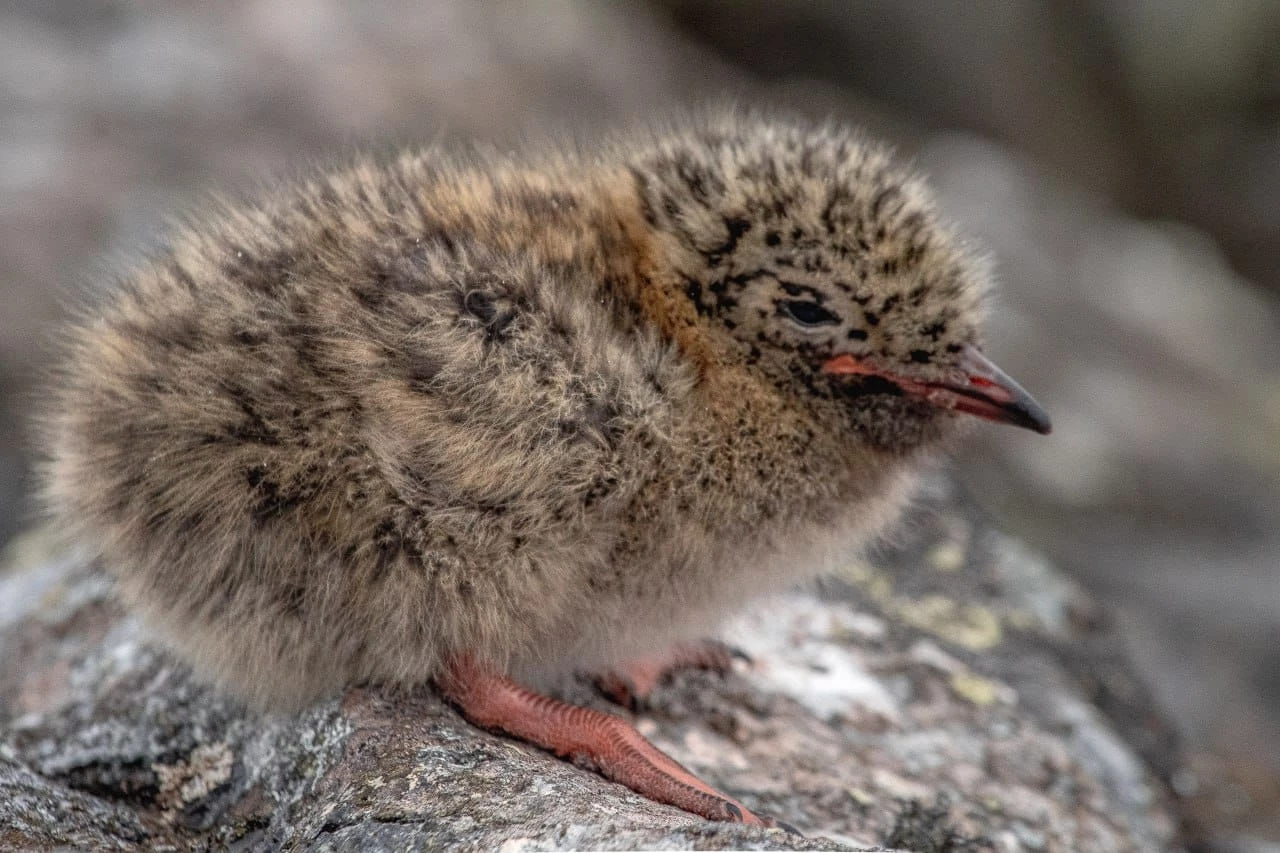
[45,161,692,708]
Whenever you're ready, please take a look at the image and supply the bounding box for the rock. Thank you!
[0,473,1189,851]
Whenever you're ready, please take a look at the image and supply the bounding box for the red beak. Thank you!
[821,344,1052,435]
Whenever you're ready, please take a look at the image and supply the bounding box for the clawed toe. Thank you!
[715,800,800,834]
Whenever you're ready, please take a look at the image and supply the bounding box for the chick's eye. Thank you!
[779,300,840,327]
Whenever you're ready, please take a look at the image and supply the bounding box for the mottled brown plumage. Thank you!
[41,110,1048,826]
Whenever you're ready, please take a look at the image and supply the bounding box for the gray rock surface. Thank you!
[0,474,1187,851]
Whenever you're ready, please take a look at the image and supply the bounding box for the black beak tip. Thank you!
[953,344,1052,437]
[1029,414,1053,435]
[1010,397,1053,435]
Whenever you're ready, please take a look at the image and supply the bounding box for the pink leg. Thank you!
[439,655,768,826]
[596,640,743,709]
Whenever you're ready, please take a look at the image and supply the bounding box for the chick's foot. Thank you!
[439,654,767,826]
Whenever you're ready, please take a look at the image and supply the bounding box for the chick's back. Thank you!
[44,153,693,708]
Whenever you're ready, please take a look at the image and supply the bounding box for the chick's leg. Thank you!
[439,655,766,826]
[596,639,743,710]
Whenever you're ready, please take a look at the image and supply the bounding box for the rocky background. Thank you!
[0,1,1277,848]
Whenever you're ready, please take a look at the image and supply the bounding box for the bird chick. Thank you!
[42,111,1050,827]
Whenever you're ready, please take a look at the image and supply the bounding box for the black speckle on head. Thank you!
[921,320,948,341]
[683,277,713,318]
[675,151,724,203]
[821,184,851,235]
[704,275,742,313]
[707,216,751,257]
[909,349,932,364]
[847,328,869,341]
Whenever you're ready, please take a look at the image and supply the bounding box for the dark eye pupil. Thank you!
[781,300,839,326]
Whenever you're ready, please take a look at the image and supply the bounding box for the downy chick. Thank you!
[42,111,1050,827]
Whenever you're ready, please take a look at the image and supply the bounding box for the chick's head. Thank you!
[631,114,1050,454]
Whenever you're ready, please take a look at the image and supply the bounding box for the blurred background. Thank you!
[0,1,1276,846]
